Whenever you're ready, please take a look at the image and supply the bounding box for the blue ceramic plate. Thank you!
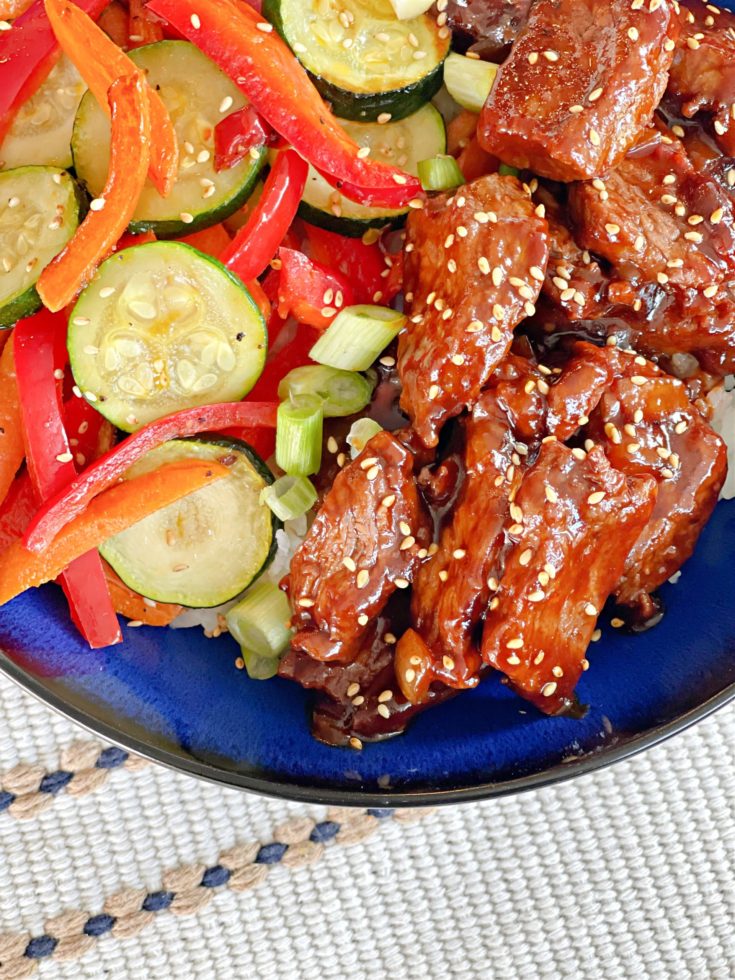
[0,494,733,806]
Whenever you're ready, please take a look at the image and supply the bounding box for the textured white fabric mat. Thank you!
[0,670,734,980]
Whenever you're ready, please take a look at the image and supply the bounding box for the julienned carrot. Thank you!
[37,72,151,312]
[103,562,182,626]
[44,0,178,197]
[0,342,25,510]
[0,459,228,606]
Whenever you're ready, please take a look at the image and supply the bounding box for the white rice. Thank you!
[707,378,735,500]
[170,515,309,635]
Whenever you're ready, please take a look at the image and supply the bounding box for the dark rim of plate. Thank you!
[1,645,734,807]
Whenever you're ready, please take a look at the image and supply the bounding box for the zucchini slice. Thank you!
[100,437,279,608]
[72,41,266,237]
[67,241,267,431]
[0,166,82,329]
[0,55,86,172]
[299,102,446,236]
[263,0,450,122]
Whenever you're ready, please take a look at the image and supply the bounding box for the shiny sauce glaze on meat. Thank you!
[399,174,549,447]
[478,0,680,182]
[277,0,732,747]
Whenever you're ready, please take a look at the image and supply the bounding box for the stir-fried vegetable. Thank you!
[0,340,24,509]
[44,0,177,196]
[0,458,229,605]
[37,72,151,311]
[147,0,424,209]
[24,401,279,552]
[13,308,121,647]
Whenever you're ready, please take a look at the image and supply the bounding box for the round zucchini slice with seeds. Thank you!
[100,437,280,608]
[299,102,446,236]
[0,166,82,329]
[67,241,267,431]
[72,40,266,237]
[263,0,450,122]
[0,55,86,172]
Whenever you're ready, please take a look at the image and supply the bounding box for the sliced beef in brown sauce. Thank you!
[399,173,549,448]
[479,0,680,182]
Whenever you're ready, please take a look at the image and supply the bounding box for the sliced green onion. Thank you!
[276,394,324,476]
[498,163,520,177]
[241,650,281,681]
[226,581,293,675]
[260,475,318,522]
[418,155,466,192]
[347,418,384,458]
[277,365,374,418]
[443,53,499,114]
[310,305,407,372]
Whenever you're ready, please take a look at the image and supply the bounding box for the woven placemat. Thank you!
[0,670,733,980]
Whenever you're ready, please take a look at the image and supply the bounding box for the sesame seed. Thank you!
[543,49,559,62]
[589,87,604,102]
[400,536,416,551]
[404,669,416,683]
[584,602,598,616]
[631,376,648,386]
[381,495,396,508]
[428,384,440,401]
[190,12,201,28]
[710,208,724,224]
[180,212,194,224]
[628,26,639,40]
[347,683,360,698]
[589,129,601,146]
[395,578,410,589]
[519,549,533,567]
[349,737,363,750]
[453,548,466,559]
[89,198,106,211]
[438,570,448,582]
[657,272,669,285]
[366,465,380,481]
[605,222,621,235]
[541,682,558,697]
[356,570,370,589]
[506,638,524,650]
[298,598,315,608]
[704,284,719,298]
[256,21,273,32]
[569,104,584,114]
[343,556,357,572]
[377,113,393,125]
[587,491,606,504]
[534,651,546,665]
[55,452,73,464]
[685,231,703,243]
[528,51,539,64]
[611,617,625,628]
[529,591,546,602]
[377,704,391,719]
[385,633,397,645]
[675,420,689,434]
[545,486,559,504]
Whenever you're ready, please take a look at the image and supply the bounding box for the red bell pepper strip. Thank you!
[0,472,36,552]
[13,311,121,648]
[214,106,270,172]
[127,0,164,48]
[37,71,151,312]
[180,223,231,258]
[113,230,156,252]
[0,0,108,143]
[0,341,25,511]
[96,1,129,48]
[147,0,423,209]
[220,149,308,284]
[45,0,177,197]
[63,395,115,469]
[24,401,279,552]
[305,225,403,305]
[277,247,355,330]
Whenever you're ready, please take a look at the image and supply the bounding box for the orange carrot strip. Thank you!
[37,72,151,312]
[0,341,24,509]
[127,0,164,48]
[0,458,227,605]
[180,223,232,258]
[103,561,182,626]
[44,0,178,197]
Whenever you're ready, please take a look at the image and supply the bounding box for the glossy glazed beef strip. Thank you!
[479,0,680,181]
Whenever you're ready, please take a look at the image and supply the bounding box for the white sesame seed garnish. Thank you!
[541,682,558,697]
[0,20,11,30]
[89,198,106,211]
[589,129,601,146]
[569,104,584,114]
[506,638,524,650]
[190,13,201,28]
[343,556,357,573]
[357,614,369,627]
[180,212,194,224]
[347,683,360,698]
[585,603,598,617]
[356,570,370,589]
[543,49,559,62]
[545,485,558,504]
[298,598,315,608]
[349,737,363,750]
[587,491,606,505]
[55,452,73,464]
[377,113,393,125]
[256,21,273,32]
[381,495,396,508]
[628,26,639,40]
[395,578,410,589]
